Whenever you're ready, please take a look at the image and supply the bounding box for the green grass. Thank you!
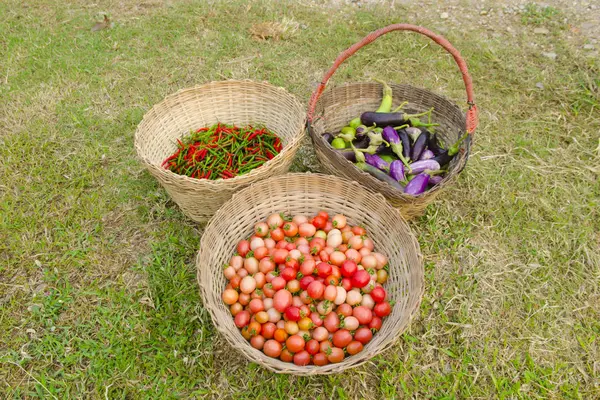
[1,0,599,398]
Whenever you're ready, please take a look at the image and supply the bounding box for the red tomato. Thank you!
[293,350,311,366]
[300,259,316,276]
[274,328,288,343]
[369,316,383,331]
[316,262,332,278]
[345,248,361,264]
[300,290,312,304]
[329,265,341,279]
[276,240,288,249]
[307,281,325,300]
[313,352,329,366]
[261,322,276,339]
[286,335,305,353]
[309,237,325,255]
[259,258,275,274]
[285,243,296,251]
[254,246,269,260]
[299,305,311,318]
[230,302,243,316]
[323,220,333,233]
[272,249,289,264]
[327,347,345,363]
[312,216,327,230]
[280,348,294,362]
[270,228,285,242]
[283,222,299,237]
[237,240,250,257]
[298,223,317,238]
[280,267,296,281]
[284,306,301,322]
[340,260,358,278]
[319,340,333,353]
[248,321,261,336]
[262,284,275,298]
[285,258,299,270]
[254,222,269,238]
[318,250,330,263]
[310,312,323,327]
[373,302,392,317]
[346,340,363,355]
[323,312,340,333]
[299,275,316,290]
[351,270,370,288]
[263,340,282,357]
[341,278,352,291]
[351,226,366,236]
[250,335,265,350]
[370,287,387,303]
[249,298,264,314]
[271,276,286,291]
[352,306,373,325]
[336,303,353,317]
[305,339,320,355]
[273,290,293,312]
[329,251,346,266]
[332,329,353,348]
[234,311,250,328]
[287,279,301,294]
[317,211,329,220]
[354,327,373,345]
[338,244,348,253]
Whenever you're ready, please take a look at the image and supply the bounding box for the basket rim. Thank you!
[133,79,307,186]
[309,81,471,200]
[197,172,425,375]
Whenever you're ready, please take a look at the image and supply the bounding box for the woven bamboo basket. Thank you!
[134,80,306,222]
[197,173,424,375]
[308,24,479,220]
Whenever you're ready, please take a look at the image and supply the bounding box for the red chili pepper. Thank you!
[265,150,274,159]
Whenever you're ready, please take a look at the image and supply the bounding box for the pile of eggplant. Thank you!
[322,80,468,196]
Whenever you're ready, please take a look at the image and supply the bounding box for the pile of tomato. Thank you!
[221,211,392,366]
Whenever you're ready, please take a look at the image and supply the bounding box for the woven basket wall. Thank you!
[134,80,306,223]
[197,173,424,375]
[310,82,469,220]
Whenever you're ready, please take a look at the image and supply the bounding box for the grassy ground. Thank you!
[1,0,599,398]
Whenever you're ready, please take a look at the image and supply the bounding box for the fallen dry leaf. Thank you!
[91,14,111,32]
[249,18,299,41]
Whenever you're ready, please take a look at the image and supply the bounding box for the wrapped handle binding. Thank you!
[307,24,478,135]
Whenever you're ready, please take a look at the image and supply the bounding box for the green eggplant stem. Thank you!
[373,79,393,113]
[449,131,470,156]
[392,101,409,113]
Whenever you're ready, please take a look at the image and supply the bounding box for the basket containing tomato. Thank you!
[308,24,479,219]
[197,173,424,374]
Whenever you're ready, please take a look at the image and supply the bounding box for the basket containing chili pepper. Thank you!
[308,24,479,220]
[135,80,305,222]
[162,123,283,180]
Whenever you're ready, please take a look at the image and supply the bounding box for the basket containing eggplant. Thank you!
[307,24,479,219]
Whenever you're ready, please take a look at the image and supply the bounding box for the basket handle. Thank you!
[307,24,478,135]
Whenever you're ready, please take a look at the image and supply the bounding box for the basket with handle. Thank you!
[197,173,424,375]
[134,80,306,223]
[308,24,479,220]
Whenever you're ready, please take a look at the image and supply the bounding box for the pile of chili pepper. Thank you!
[162,123,283,180]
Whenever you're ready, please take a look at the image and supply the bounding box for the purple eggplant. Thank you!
[405,127,422,142]
[335,150,357,162]
[411,130,431,161]
[365,154,389,171]
[389,160,405,181]
[426,133,443,154]
[419,149,435,160]
[382,126,411,166]
[355,125,368,139]
[360,108,438,128]
[323,133,334,144]
[408,159,441,175]
[405,173,430,195]
[357,163,405,191]
[396,128,412,159]
[429,175,443,185]
[431,131,470,167]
